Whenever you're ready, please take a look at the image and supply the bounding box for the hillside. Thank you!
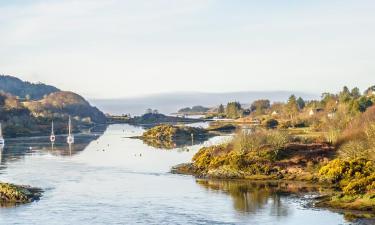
[0,75,107,137]
[0,75,60,100]
[23,91,106,123]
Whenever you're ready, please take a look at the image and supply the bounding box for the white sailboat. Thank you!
[50,121,56,142]
[67,116,74,144]
[0,123,5,147]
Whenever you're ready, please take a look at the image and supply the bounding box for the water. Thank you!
[0,124,357,225]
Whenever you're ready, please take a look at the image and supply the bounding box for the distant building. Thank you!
[309,108,324,116]
[327,112,336,119]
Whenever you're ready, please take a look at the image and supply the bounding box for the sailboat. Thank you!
[0,123,4,147]
[50,121,56,142]
[67,116,74,144]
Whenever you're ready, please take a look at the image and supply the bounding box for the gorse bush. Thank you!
[319,158,375,195]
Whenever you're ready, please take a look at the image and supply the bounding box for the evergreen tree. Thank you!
[218,104,225,114]
[296,97,305,110]
[286,95,299,119]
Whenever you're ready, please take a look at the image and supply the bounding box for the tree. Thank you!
[358,97,373,112]
[339,86,351,103]
[321,92,336,106]
[296,97,305,110]
[365,85,375,96]
[226,102,242,119]
[250,99,270,115]
[218,104,225,114]
[351,87,361,99]
[286,95,299,119]
[348,97,373,114]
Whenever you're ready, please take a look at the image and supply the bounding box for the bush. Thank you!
[264,119,279,129]
[342,174,375,195]
[319,158,375,195]
[339,140,369,159]
[233,129,290,156]
[338,123,375,160]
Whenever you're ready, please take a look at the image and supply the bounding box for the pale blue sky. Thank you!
[0,0,374,98]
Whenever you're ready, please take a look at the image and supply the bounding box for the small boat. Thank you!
[67,116,74,144]
[0,123,4,147]
[50,121,56,142]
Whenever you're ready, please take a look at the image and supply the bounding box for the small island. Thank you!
[0,182,42,207]
[138,124,214,149]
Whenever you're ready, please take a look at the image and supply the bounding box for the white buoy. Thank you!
[67,116,74,144]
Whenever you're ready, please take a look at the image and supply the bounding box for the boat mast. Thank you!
[68,116,71,136]
[50,120,56,143]
[67,116,74,144]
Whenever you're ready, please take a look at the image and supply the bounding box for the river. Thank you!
[0,124,359,225]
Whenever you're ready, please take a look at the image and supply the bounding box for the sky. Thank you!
[0,0,375,99]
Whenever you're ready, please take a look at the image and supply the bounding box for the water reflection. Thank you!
[197,180,324,215]
[141,137,207,150]
[0,125,108,166]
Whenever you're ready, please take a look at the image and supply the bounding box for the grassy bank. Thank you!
[172,127,375,214]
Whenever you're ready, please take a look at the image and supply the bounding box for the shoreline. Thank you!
[171,163,375,217]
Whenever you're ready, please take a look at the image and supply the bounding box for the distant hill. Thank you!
[92,91,319,116]
[0,75,60,100]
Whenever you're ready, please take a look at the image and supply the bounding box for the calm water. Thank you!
[0,124,359,225]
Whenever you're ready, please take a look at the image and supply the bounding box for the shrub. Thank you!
[342,174,375,195]
[338,123,375,160]
[228,129,291,162]
[264,119,279,129]
[319,158,375,195]
[339,140,369,159]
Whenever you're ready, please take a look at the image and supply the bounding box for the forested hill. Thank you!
[0,75,106,137]
[0,75,60,100]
